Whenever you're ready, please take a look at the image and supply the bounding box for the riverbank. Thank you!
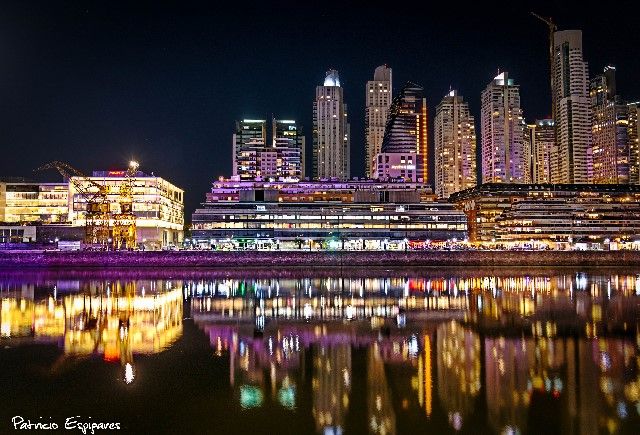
[1,250,639,268]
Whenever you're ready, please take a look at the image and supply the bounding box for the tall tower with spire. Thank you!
[313,69,350,179]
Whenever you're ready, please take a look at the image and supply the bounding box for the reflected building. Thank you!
[0,280,183,379]
[367,344,396,435]
[484,337,532,434]
[436,321,481,431]
[312,344,351,434]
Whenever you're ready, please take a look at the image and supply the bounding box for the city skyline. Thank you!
[2,2,640,215]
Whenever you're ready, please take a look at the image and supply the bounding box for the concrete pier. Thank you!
[1,250,639,268]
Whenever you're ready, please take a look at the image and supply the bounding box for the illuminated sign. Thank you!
[390,165,416,170]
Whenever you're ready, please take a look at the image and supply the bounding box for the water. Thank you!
[1,268,639,434]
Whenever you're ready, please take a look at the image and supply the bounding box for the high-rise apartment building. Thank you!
[480,72,528,183]
[527,119,556,184]
[365,65,392,177]
[590,65,630,184]
[552,30,591,183]
[379,82,428,183]
[232,119,305,180]
[434,90,477,198]
[313,69,350,180]
[629,102,640,185]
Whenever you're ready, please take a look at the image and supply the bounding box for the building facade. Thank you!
[480,72,528,183]
[590,65,630,184]
[365,65,392,177]
[192,179,465,247]
[449,183,640,245]
[378,82,428,183]
[434,90,477,198]
[0,179,69,224]
[527,119,556,184]
[233,119,305,180]
[372,153,418,182]
[629,102,640,185]
[69,171,184,247]
[552,30,591,183]
[313,69,350,180]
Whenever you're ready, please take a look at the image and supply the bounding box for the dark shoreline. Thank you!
[1,250,639,268]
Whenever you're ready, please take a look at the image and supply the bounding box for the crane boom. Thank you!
[35,160,111,246]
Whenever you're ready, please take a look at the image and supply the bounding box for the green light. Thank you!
[278,386,296,409]
[240,385,264,409]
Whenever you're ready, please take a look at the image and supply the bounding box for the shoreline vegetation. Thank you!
[1,250,639,268]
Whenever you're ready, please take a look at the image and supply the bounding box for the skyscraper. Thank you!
[365,65,392,177]
[590,65,630,184]
[527,119,556,183]
[434,90,477,198]
[313,69,350,180]
[233,119,267,180]
[480,72,528,183]
[232,118,305,180]
[272,119,305,179]
[628,102,640,185]
[552,30,591,183]
[379,82,428,183]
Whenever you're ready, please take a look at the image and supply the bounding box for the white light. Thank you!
[124,363,135,384]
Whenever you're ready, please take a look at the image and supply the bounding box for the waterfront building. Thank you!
[0,178,69,224]
[232,119,305,180]
[627,102,639,184]
[313,69,350,180]
[552,30,591,183]
[449,183,640,246]
[365,65,392,177]
[434,90,477,198]
[69,170,184,247]
[191,179,466,248]
[378,82,428,183]
[527,119,556,184]
[590,66,630,184]
[480,72,529,183]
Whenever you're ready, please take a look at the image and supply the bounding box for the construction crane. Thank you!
[35,161,111,247]
[111,161,139,250]
[531,12,558,121]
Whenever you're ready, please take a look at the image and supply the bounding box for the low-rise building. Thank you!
[69,171,184,247]
[192,179,466,248]
[0,178,69,224]
[449,183,640,246]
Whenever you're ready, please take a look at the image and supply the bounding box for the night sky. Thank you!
[2,1,640,217]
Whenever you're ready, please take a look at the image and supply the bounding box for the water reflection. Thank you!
[0,279,183,383]
[0,271,639,433]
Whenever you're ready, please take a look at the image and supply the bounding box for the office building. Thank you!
[629,102,640,184]
[191,179,466,248]
[552,30,591,183]
[527,119,556,183]
[313,69,350,180]
[232,119,305,180]
[590,65,630,184]
[69,170,184,247]
[378,82,428,183]
[481,72,528,183]
[434,90,477,198]
[365,65,392,177]
[0,179,69,224]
